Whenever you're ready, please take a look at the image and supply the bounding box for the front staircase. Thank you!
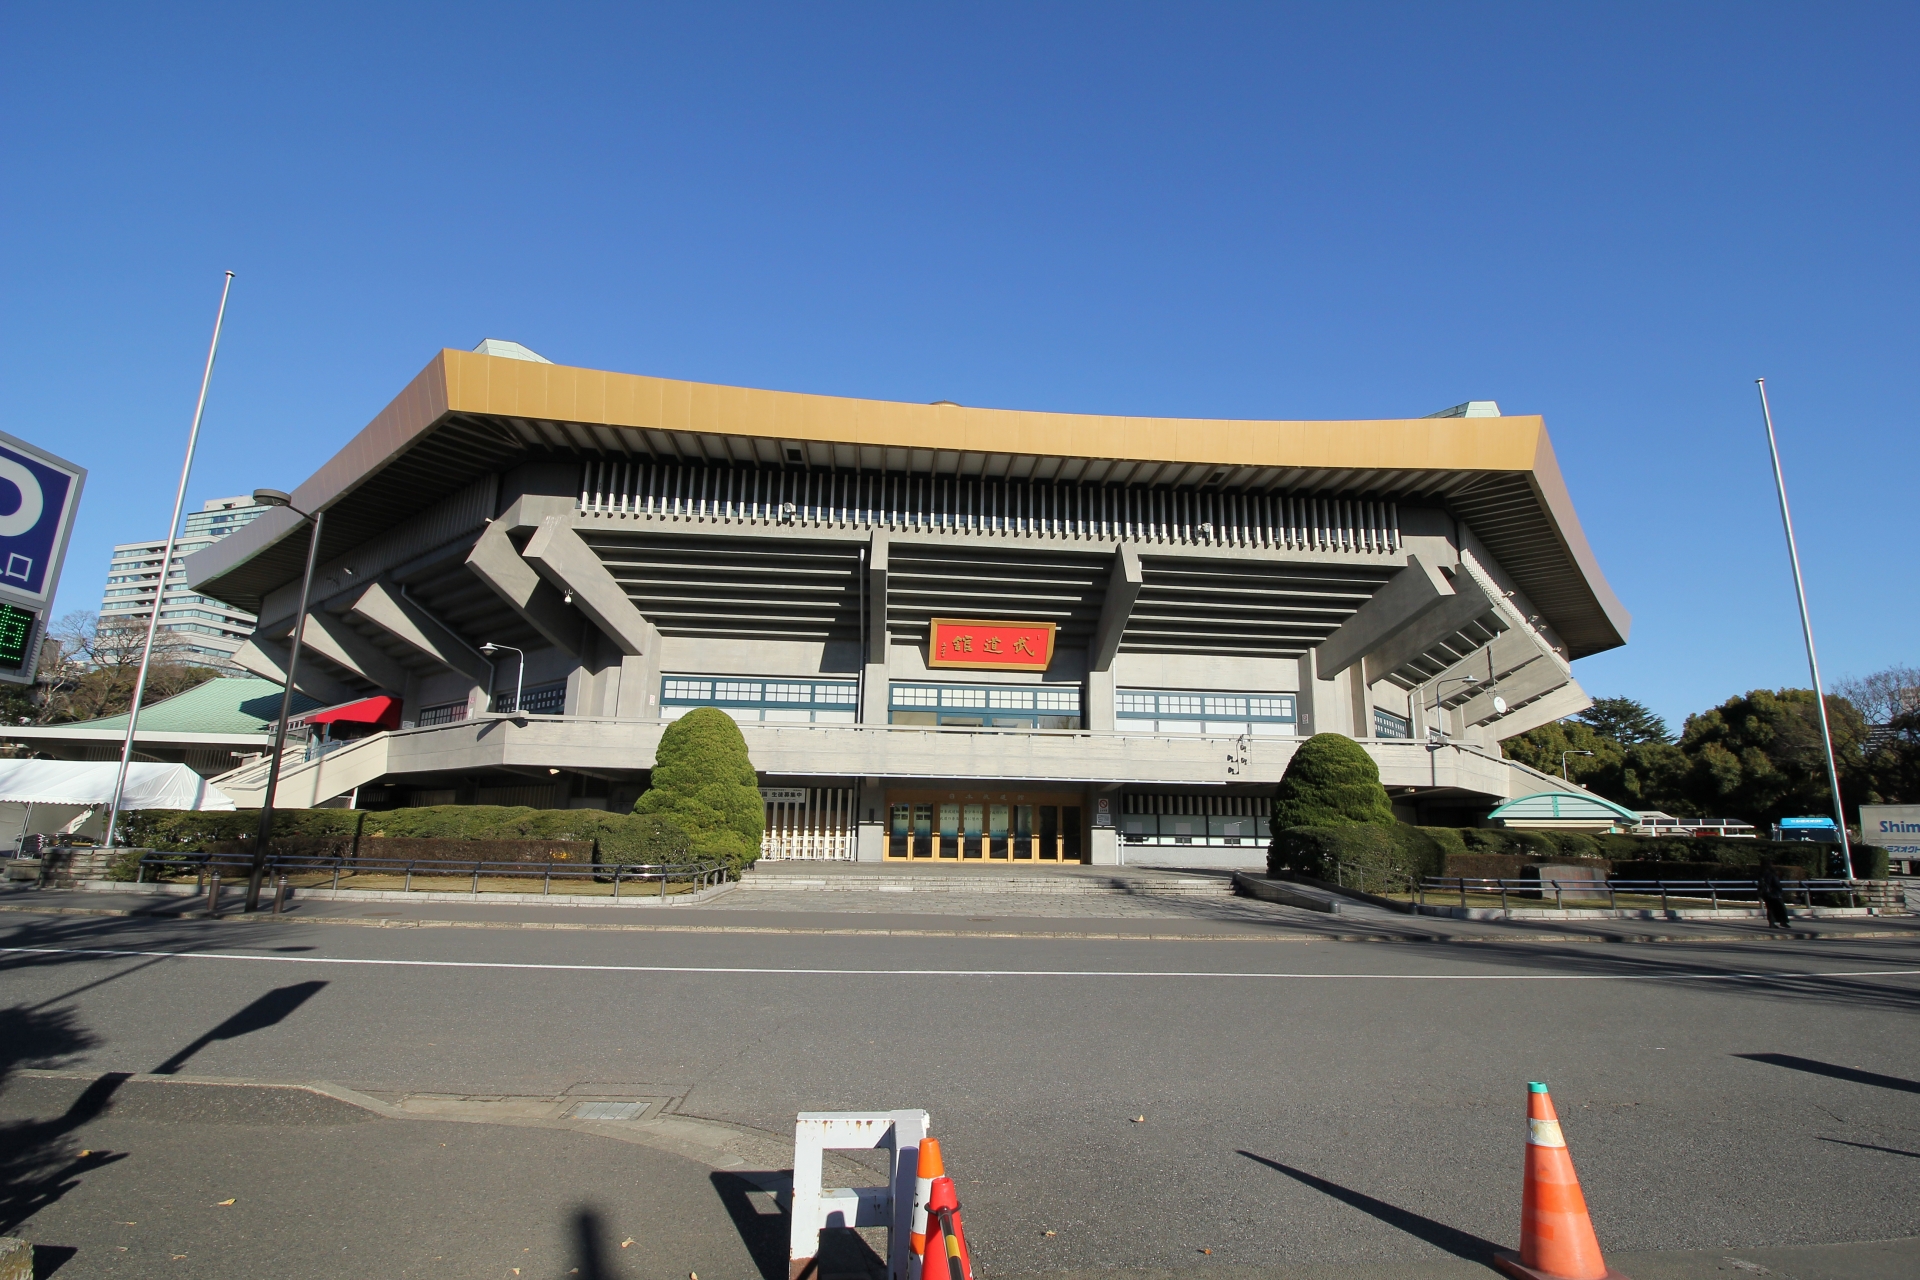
[737,861,1236,897]
[210,734,392,808]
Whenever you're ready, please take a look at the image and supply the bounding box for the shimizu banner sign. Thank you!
[1859,805,1920,856]
[928,618,1057,672]
[0,430,87,687]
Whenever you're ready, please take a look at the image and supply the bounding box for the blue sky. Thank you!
[3,4,1914,731]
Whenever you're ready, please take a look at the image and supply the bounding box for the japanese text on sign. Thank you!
[928,618,1057,672]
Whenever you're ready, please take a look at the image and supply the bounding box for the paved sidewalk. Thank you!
[5,880,1916,945]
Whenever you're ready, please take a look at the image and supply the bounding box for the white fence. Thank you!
[762,787,857,860]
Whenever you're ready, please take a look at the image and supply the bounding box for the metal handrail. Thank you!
[1411,875,1893,912]
[135,850,729,898]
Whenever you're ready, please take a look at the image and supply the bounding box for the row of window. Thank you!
[1120,812,1273,846]
[890,682,1082,729]
[660,676,860,724]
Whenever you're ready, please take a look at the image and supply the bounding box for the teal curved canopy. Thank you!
[1487,791,1639,823]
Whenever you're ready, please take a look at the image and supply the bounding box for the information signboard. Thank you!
[0,431,87,686]
[1858,805,1920,854]
[927,618,1057,672]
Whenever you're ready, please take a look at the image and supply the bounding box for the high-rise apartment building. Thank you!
[98,496,267,669]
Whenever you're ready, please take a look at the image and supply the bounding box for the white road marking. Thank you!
[5,945,1919,982]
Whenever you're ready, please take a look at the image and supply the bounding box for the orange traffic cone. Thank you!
[1494,1083,1628,1280]
[908,1137,946,1280]
[926,1175,975,1280]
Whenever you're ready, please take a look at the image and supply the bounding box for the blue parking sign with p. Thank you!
[0,433,85,610]
[0,444,77,598]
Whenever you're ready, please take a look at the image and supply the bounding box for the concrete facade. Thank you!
[191,343,1629,862]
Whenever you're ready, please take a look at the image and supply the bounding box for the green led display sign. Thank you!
[0,601,37,674]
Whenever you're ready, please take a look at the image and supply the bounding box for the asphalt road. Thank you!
[3,907,1918,1279]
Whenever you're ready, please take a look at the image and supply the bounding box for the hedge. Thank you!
[1266,823,1886,891]
[1267,824,1447,890]
[119,806,697,869]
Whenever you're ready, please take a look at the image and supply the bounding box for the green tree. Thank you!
[1271,733,1396,830]
[1502,715,1688,812]
[633,708,765,872]
[1865,710,1920,806]
[1576,696,1670,745]
[1674,688,1879,828]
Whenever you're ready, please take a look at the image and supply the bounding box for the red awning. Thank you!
[305,696,404,731]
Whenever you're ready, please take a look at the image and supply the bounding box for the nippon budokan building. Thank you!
[194,341,1629,866]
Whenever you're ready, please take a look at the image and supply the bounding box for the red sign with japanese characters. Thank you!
[928,618,1058,672]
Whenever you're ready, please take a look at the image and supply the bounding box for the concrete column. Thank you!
[1299,648,1348,737]
[1086,668,1116,731]
[615,653,657,718]
[862,663,889,724]
[1348,664,1374,739]
[862,533,890,725]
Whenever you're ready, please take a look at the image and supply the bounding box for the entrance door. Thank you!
[884,789,1088,863]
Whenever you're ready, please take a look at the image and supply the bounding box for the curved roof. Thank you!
[45,676,323,735]
[1488,791,1640,823]
[190,348,1630,655]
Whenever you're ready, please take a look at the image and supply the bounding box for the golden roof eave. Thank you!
[191,348,1630,655]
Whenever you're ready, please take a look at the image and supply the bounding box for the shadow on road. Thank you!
[1236,1150,1501,1262]
[1815,1136,1920,1159]
[1733,1052,1920,1095]
[570,1207,617,1279]
[710,1172,790,1280]
[151,980,328,1075]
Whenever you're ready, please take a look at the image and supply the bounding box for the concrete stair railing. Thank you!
[210,734,392,808]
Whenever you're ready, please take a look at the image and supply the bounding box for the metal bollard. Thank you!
[207,869,222,918]
[272,874,288,915]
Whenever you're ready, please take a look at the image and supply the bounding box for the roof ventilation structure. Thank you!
[1424,400,1502,418]
[471,339,553,364]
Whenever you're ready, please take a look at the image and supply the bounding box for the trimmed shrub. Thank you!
[1538,831,1605,859]
[1849,846,1891,880]
[1268,823,1446,890]
[1270,734,1396,831]
[1460,828,1558,859]
[633,707,765,873]
[598,814,693,866]
[1418,826,1470,859]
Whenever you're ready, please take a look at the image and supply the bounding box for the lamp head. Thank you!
[478,642,499,656]
[252,488,293,508]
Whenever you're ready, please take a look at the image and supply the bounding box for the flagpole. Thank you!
[1755,377,1854,880]
[102,272,235,848]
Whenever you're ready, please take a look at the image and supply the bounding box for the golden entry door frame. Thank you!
[885,788,1087,863]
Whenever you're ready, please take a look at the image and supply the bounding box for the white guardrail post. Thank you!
[789,1109,929,1280]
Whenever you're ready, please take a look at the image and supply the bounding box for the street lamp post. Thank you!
[245,488,324,912]
[1421,675,1481,738]
[478,642,523,713]
[1560,748,1594,781]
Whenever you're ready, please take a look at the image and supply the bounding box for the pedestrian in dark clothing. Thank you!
[1756,861,1790,928]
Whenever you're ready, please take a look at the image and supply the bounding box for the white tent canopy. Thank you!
[0,761,236,811]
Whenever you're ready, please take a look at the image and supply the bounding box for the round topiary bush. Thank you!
[1271,733,1397,831]
[633,707,766,874]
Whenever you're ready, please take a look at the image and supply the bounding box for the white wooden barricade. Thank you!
[789,1109,929,1280]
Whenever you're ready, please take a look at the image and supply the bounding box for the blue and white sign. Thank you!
[1777,816,1836,828]
[1859,805,1920,856]
[0,431,85,609]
